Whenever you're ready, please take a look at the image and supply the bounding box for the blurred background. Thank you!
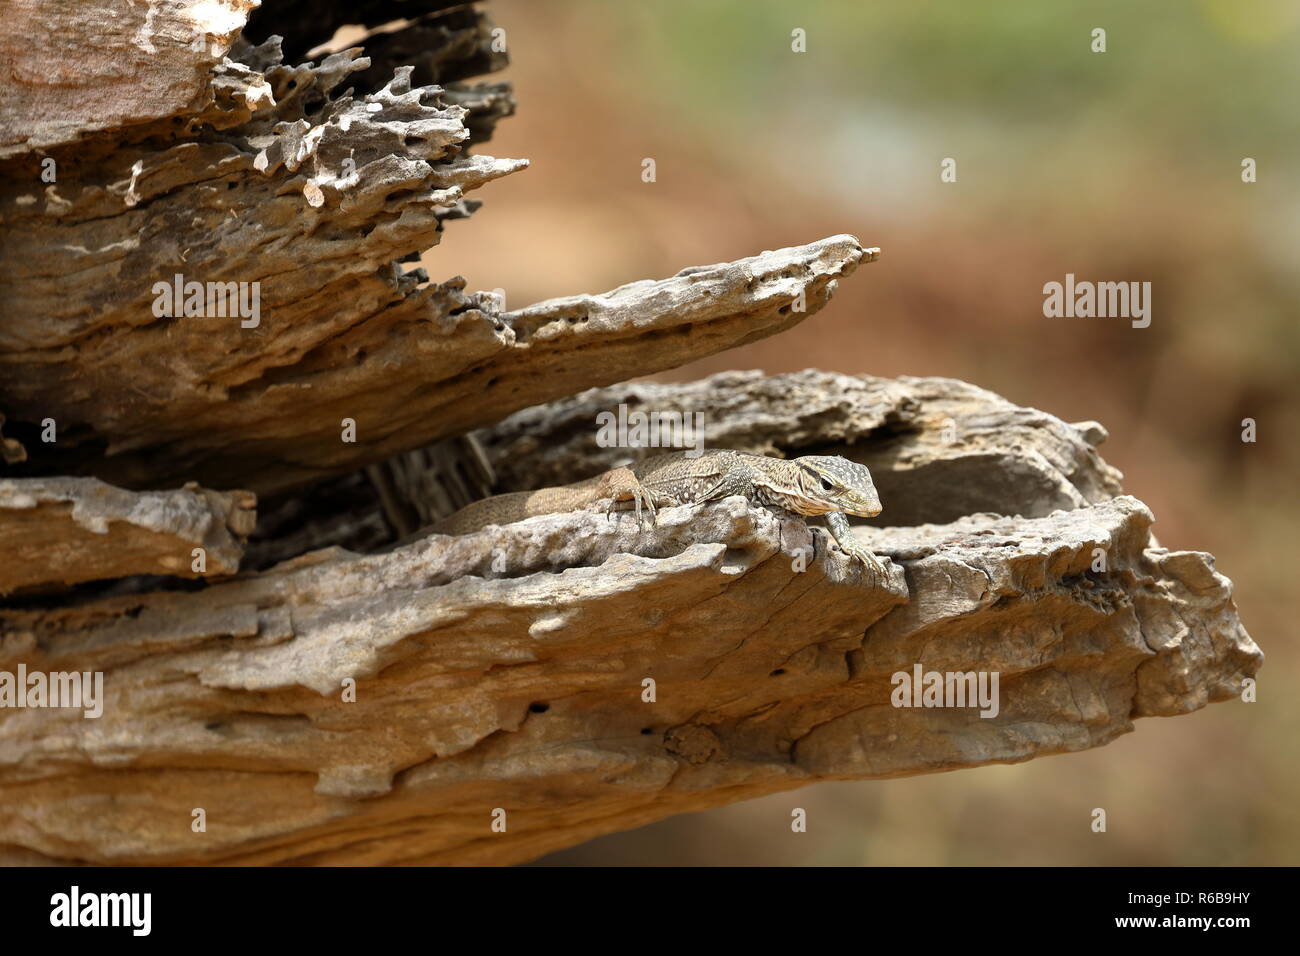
[426,0,1299,864]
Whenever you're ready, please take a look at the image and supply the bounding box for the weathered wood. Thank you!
[0,485,1258,864]
[0,369,1260,864]
[0,0,871,498]
[0,477,254,594]
[0,0,259,157]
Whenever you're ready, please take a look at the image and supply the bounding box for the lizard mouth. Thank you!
[780,495,837,516]
[837,495,883,518]
[778,494,882,519]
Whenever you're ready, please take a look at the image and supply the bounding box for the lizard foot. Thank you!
[836,541,888,583]
[826,513,888,584]
[599,467,658,532]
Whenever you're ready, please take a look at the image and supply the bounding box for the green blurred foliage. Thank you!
[617,0,1300,156]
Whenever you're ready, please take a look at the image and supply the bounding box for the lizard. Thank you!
[424,449,887,579]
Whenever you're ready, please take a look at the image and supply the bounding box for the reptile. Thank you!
[427,450,886,578]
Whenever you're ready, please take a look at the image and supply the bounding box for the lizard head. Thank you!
[773,456,883,518]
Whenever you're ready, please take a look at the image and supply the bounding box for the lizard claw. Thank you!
[636,491,657,532]
[825,512,887,583]
[627,486,658,532]
[600,467,657,533]
[839,542,887,584]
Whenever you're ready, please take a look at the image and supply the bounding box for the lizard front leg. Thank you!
[826,512,887,581]
[596,467,671,531]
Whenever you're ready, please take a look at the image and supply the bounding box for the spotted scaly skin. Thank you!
[431,450,885,577]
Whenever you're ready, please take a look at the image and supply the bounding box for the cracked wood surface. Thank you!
[0,477,255,595]
[0,374,1259,864]
[0,0,260,157]
[0,0,872,498]
[0,488,1258,865]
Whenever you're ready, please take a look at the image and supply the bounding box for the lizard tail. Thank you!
[431,490,540,536]
[432,483,603,536]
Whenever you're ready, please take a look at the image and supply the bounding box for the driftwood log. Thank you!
[0,1,1259,865]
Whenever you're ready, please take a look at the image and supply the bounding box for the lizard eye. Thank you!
[820,476,835,492]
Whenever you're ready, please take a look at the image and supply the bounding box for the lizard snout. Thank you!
[844,494,882,518]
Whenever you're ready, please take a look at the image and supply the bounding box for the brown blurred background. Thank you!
[425,0,1298,864]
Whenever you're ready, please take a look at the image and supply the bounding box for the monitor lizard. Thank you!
[424,450,886,579]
